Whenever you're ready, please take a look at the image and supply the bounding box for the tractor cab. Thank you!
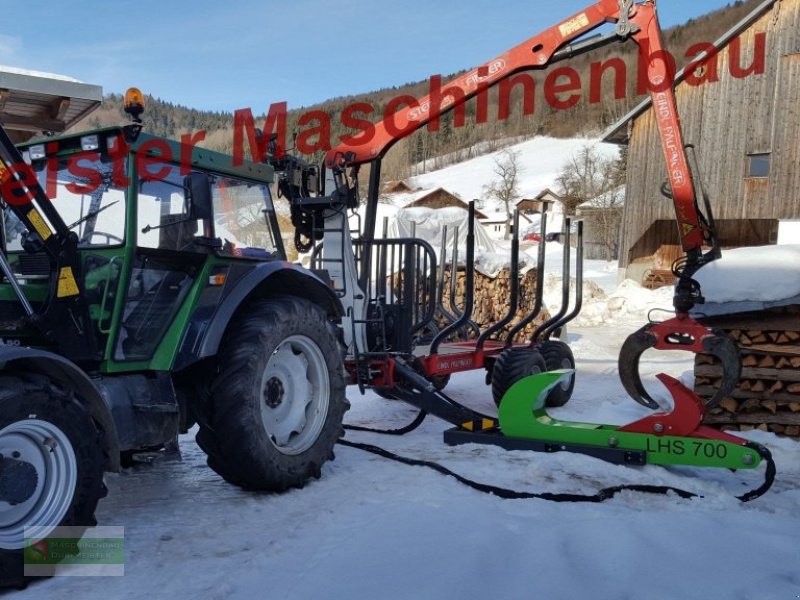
[0,123,284,371]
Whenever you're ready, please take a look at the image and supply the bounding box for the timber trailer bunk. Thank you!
[307,201,584,409]
[268,0,775,501]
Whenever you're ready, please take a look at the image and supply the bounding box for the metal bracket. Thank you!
[616,0,638,37]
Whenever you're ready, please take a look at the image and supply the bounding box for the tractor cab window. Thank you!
[137,162,203,252]
[3,154,127,251]
[116,162,206,362]
[212,177,278,258]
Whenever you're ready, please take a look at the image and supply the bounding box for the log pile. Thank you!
[694,305,800,438]
[438,268,551,341]
[642,269,677,290]
[641,246,682,289]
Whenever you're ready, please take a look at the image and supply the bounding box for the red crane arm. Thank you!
[326,0,625,167]
[325,0,704,253]
[629,4,703,252]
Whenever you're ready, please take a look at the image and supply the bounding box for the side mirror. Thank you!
[184,172,213,221]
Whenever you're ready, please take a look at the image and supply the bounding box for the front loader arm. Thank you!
[0,125,72,259]
[0,124,85,303]
[0,122,97,361]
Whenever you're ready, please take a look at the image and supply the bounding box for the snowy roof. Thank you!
[0,65,102,139]
[382,179,413,194]
[692,244,800,316]
[530,188,562,202]
[382,188,433,206]
[602,0,778,144]
[385,187,489,219]
[0,65,83,83]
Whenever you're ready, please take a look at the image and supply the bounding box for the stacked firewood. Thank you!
[438,268,551,341]
[694,305,800,438]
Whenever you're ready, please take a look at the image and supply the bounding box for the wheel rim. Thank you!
[0,419,77,550]
[259,335,330,456]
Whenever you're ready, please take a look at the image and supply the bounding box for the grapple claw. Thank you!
[618,324,661,409]
[618,317,742,410]
[701,329,742,408]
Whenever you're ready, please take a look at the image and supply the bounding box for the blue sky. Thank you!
[1,1,732,112]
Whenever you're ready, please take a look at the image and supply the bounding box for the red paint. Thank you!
[544,67,582,110]
[233,102,287,166]
[66,151,103,194]
[620,374,747,446]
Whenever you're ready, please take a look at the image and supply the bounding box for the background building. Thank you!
[603,0,800,282]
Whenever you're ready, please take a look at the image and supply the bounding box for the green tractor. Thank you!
[0,94,348,584]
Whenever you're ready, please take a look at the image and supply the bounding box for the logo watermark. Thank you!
[0,31,768,205]
[24,526,125,577]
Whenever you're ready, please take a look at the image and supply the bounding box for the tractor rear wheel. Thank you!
[538,340,576,407]
[0,375,106,588]
[491,348,547,408]
[197,296,348,492]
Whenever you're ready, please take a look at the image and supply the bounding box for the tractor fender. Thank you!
[174,262,343,371]
[0,346,120,471]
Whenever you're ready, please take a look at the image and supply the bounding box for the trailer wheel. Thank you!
[538,340,576,407]
[197,296,348,491]
[491,348,547,408]
[0,375,106,588]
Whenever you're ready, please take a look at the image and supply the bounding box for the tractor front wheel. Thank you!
[0,375,106,588]
[197,297,348,491]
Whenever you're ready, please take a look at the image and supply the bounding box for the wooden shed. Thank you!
[602,0,799,281]
[516,189,561,215]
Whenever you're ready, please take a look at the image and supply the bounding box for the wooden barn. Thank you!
[603,0,800,282]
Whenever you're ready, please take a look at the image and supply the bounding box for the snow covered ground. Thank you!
[17,251,800,600]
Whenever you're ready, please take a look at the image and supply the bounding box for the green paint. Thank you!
[498,371,762,470]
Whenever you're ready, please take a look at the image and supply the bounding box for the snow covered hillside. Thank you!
[410,136,618,203]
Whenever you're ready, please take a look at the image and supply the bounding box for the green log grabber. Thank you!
[443,371,775,501]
